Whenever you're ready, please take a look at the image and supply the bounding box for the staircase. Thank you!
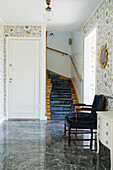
[46,70,79,119]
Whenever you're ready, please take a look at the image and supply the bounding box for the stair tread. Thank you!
[51,111,74,112]
[50,98,73,100]
[50,104,73,106]
[51,90,71,91]
[51,111,73,113]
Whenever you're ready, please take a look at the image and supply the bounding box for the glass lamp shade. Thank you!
[44,7,54,21]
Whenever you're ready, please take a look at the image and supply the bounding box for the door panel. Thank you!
[8,39,40,118]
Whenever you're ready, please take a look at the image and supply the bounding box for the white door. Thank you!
[7,39,40,119]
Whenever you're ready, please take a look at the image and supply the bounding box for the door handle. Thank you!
[9,78,14,80]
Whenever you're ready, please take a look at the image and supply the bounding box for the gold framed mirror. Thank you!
[99,45,108,69]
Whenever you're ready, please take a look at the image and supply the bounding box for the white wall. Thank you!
[71,32,83,102]
[47,31,71,78]
[0,19,5,124]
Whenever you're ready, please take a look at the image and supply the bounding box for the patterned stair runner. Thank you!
[46,70,78,119]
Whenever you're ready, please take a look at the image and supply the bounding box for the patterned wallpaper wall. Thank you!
[4,25,42,114]
[0,21,4,117]
[4,25,41,38]
[82,0,113,110]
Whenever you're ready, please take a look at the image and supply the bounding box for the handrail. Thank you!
[69,55,81,82]
[47,47,69,56]
[47,47,82,82]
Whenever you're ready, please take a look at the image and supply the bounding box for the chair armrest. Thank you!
[75,108,98,123]
[71,103,92,107]
[76,107,92,112]
[71,103,92,112]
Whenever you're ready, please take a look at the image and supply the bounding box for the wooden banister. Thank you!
[47,47,69,56]
[69,55,81,82]
[47,47,82,82]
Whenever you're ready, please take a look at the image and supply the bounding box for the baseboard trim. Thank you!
[40,116,47,120]
[8,118,40,121]
[0,116,6,125]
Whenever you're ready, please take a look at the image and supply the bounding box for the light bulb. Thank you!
[44,6,54,21]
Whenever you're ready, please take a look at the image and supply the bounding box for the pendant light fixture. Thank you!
[44,0,54,21]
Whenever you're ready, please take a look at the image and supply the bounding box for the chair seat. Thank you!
[67,112,92,118]
[65,115,97,129]
[66,112,97,121]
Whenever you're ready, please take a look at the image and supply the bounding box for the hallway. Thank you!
[0,120,110,170]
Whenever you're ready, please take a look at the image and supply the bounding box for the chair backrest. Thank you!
[91,95,105,116]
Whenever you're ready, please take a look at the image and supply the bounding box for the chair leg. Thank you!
[90,129,93,150]
[75,128,77,137]
[64,122,66,135]
[68,123,71,146]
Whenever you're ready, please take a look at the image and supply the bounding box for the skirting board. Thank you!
[0,116,6,125]
[8,116,47,121]
[8,119,40,121]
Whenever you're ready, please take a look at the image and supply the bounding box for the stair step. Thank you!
[46,70,50,74]
[49,74,59,78]
[51,79,65,83]
[50,105,74,111]
[51,112,72,119]
[50,93,71,98]
[46,96,50,99]
[46,79,51,81]
[52,86,70,89]
[52,82,67,85]
[46,85,52,88]
[50,99,73,105]
[47,116,51,119]
[46,112,51,116]
[72,94,76,97]
[52,84,69,88]
[51,89,71,93]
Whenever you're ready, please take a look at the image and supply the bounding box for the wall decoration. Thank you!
[99,45,108,69]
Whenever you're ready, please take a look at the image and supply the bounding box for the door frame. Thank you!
[6,36,47,120]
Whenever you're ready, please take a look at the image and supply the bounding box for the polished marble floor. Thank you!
[0,120,110,170]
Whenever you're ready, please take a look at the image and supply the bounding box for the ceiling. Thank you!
[0,0,102,31]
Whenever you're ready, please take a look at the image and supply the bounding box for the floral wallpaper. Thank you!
[4,25,42,114]
[82,0,113,110]
[4,25,41,38]
[0,21,4,117]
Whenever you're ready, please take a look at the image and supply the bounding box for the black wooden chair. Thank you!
[64,95,105,148]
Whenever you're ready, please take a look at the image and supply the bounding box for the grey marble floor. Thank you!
[0,120,110,170]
